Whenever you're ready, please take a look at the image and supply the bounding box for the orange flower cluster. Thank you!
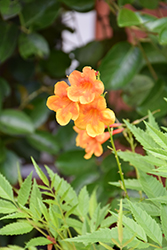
[47,66,116,159]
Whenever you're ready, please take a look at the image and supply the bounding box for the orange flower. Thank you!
[46,81,79,126]
[74,96,115,137]
[74,126,110,159]
[67,66,104,104]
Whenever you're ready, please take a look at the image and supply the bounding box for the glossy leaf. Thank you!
[73,41,104,69]
[159,27,167,45]
[0,22,18,64]
[138,0,158,9]
[98,42,142,89]
[56,150,96,176]
[137,80,167,117]
[19,32,49,59]
[27,98,50,128]
[0,109,34,135]
[123,74,154,107]
[59,0,94,12]
[0,0,21,20]
[21,0,59,27]
[117,8,141,27]
[0,150,19,185]
[27,130,59,154]
[41,49,71,78]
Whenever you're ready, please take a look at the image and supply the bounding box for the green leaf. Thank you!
[0,109,34,135]
[118,0,134,6]
[117,8,141,27]
[159,27,167,45]
[109,179,142,191]
[111,212,147,242]
[139,172,167,201]
[27,130,59,154]
[118,151,153,172]
[17,172,32,206]
[0,172,14,201]
[89,189,98,218]
[73,41,104,69]
[135,201,160,216]
[98,42,142,89]
[28,98,50,128]
[123,120,159,148]
[128,201,162,245]
[144,122,167,150]
[0,221,33,235]
[65,217,82,234]
[0,199,17,214]
[0,0,21,20]
[0,212,29,220]
[31,157,49,186]
[148,110,159,130]
[78,186,89,217]
[31,1,60,30]
[0,77,11,105]
[0,150,19,185]
[90,204,101,232]
[59,0,94,12]
[141,42,167,67]
[161,205,167,241]
[45,166,78,207]
[41,49,71,78]
[26,237,52,248]
[122,74,154,107]
[138,0,158,9]
[0,22,18,64]
[19,32,49,59]
[56,150,96,176]
[138,80,167,118]
[30,180,42,219]
[21,0,60,27]
[146,148,167,161]
[145,17,167,33]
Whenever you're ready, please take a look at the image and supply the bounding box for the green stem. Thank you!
[108,127,129,199]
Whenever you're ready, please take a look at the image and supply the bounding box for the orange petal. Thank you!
[86,121,104,137]
[54,81,68,96]
[56,109,72,126]
[101,108,115,126]
[46,95,61,111]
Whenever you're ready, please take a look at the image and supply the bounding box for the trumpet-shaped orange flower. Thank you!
[46,81,79,126]
[74,96,115,137]
[74,126,110,159]
[67,66,104,104]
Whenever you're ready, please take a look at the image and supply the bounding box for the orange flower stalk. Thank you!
[75,96,115,137]
[67,66,104,104]
[74,126,110,159]
[46,81,79,126]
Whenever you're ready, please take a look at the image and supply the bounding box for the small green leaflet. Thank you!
[0,199,17,214]
[144,122,167,150]
[78,186,89,217]
[26,236,52,248]
[17,172,32,206]
[109,179,142,191]
[31,157,49,186]
[0,221,33,235]
[128,200,162,245]
[160,205,167,241]
[0,173,14,201]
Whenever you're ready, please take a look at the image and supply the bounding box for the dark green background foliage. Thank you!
[1,0,167,244]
